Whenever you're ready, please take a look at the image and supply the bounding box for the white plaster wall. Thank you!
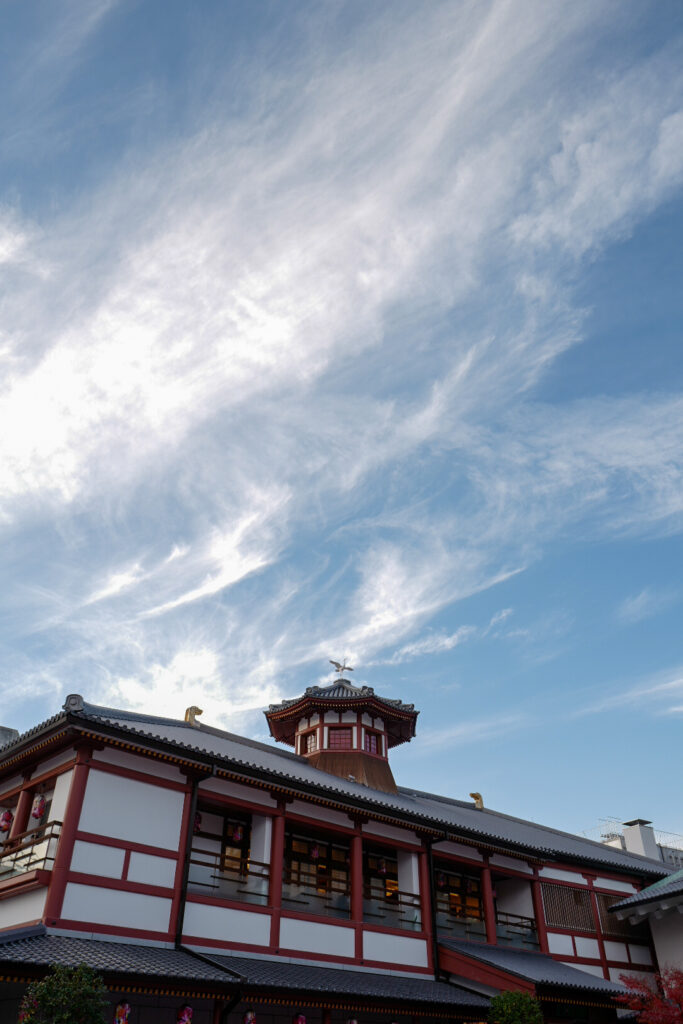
[603,941,628,962]
[341,711,356,723]
[199,778,276,808]
[280,917,354,957]
[489,854,532,874]
[78,770,184,850]
[650,912,683,969]
[362,821,420,846]
[548,932,574,955]
[432,840,483,862]
[363,930,428,967]
[0,889,46,928]
[35,749,76,777]
[495,879,533,917]
[50,770,73,823]
[562,962,605,978]
[362,714,372,726]
[71,840,125,879]
[538,866,585,884]
[288,800,351,830]
[397,851,420,896]
[183,900,271,945]
[575,937,600,959]
[61,882,172,932]
[629,945,653,966]
[128,852,176,887]
[324,712,338,723]
[609,967,655,987]
[594,877,637,894]
[0,775,23,798]
[92,747,184,782]
[251,815,272,863]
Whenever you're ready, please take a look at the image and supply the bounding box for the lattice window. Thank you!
[304,731,317,753]
[364,731,379,754]
[596,892,650,940]
[329,727,352,750]
[541,883,595,931]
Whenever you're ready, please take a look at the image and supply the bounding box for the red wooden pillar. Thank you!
[269,800,286,949]
[9,784,33,840]
[481,859,497,945]
[169,778,196,941]
[589,885,610,980]
[43,749,91,924]
[418,842,434,972]
[531,873,549,953]
[352,825,364,960]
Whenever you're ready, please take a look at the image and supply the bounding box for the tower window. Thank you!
[364,731,380,754]
[328,727,352,750]
[304,731,317,753]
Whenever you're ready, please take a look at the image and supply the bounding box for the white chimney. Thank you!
[622,819,661,860]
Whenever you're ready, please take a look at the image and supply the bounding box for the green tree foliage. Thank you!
[488,990,544,1024]
[18,964,108,1024]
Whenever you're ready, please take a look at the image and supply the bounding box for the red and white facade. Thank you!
[0,683,669,1023]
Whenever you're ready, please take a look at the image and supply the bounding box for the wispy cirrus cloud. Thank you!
[616,586,679,624]
[0,0,682,733]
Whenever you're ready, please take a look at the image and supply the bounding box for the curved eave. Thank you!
[265,696,418,747]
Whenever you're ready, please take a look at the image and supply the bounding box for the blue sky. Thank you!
[1,0,682,840]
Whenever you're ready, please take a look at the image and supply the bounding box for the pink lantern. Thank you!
[378,858,387,875]
[193,811,202,835]
[293,1014,307,1024]
[0,810,13,833]
[114,1002,131,1023]
[310,844,319,860]
[177,1006,193,1023]
[232,824,243,843]
[31,795,46,821]
[243,1011,257,1024]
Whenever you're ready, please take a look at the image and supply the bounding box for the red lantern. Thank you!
[243,1011,256,1024]
[114,1002,131,1023]
[293,1014,307,1024]
[0,810,13,833]
[31,795,46,821]
[310,844,319,860]
[232,824,243,843]
[177,1006,193,1023]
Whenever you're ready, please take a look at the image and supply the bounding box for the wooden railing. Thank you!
[282,870,351,919]
[0,821,62,879]
[363,884,422,931]
[187,850,270,907]
[496,910,539,949]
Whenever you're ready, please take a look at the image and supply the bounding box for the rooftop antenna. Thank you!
[329,659,353,677]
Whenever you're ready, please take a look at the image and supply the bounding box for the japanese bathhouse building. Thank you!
[0,677,672,1024]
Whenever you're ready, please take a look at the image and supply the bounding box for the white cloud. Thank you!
[418,713,530,750]
[616,586,678,624]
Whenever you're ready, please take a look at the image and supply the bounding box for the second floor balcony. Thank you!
[0,821,61,882]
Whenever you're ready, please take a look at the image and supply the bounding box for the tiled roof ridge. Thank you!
[402,786,671,868]
[268,680,416,714]
[59,705,667,876]
[73,700,307,764]
[608,865,683,911]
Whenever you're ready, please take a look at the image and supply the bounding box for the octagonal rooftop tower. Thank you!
[265,676,418,794]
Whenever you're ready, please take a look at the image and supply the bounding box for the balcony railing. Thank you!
[187,850,270,907]
[435,905,487,941]
[0,821,62,880]
[496,910,539,949]
[363,884,422,932]
[282,871,350,920]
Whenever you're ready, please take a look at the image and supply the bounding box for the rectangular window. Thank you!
[434,862,486,940]
[282,829,350,919]
[541,883,595,932]
[304,731,317,753]
[328,728,352,750]
[188,808,269,907]
[363,846,421,932]
[364,731,379,754]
